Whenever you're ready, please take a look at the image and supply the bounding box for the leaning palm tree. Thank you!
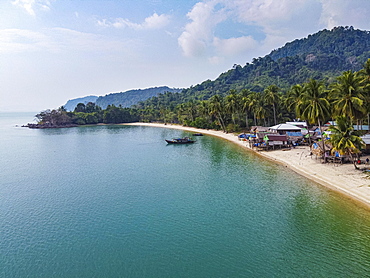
[209,95,226,132]
[327,116,365,169]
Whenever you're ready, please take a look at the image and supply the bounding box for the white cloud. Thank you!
[0,29,52,52]
[178,0,370,61]
[97,13,171,30]
[0,28,135,54]
[208,56,224,64]
[178,1,227,57]
[319,0,370,30]
[213,36,258,56]
[12,0,53,16]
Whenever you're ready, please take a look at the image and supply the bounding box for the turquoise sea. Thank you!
[1,112,370,277]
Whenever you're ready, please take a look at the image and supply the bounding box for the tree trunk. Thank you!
[306,120,312,146]
[218,113,226,132]
[245,112,249,130]
[318,120,326,161]
[349,153,359,170]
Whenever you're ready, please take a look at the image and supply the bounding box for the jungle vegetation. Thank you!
[36,27,370,135]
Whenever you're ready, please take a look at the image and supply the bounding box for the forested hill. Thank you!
[95,86,182,109]
[64,86,182,111]
[269,26,370,63]
[64,95,98,111]
[177,26,370,101]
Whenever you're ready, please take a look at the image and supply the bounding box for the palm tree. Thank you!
[225,90,240,126]
[359,58,370,84]
[198,100,210,122]
[301,79,330,126]
[264,85,279,125]
[185,100,197,123]
[359,59,370,130]
[327,116,365,169]
[301,79,330,156]
[209,95,226,132]
[176,103,187,124]
[253,92,267,126]
[240,89,252,130]
[330,71,365,126]
[285,84,305,118]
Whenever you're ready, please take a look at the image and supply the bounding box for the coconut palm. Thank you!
[359,59,370,130]
[253,92,268,126]
[209,95,226,132]
[198,100,210,122]
[285,84,305,118]
[225,90,241,126]
[300,79,330,156]
[240,89,253,129]
[359,58,370,84]
[330,71,365,125]
[264,85,279,125]
[301,79,330,125]
[327,116,365,169]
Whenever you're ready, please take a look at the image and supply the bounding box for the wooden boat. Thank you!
[193,133,203,136]
[165,137,195,144]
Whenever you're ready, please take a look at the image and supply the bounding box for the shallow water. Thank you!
[1,113,370,277]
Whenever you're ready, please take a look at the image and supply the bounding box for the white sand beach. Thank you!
[124,122,370,209]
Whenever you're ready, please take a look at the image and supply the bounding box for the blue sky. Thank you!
[1,0,370,112]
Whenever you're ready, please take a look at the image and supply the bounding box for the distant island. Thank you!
[64,86,182,111]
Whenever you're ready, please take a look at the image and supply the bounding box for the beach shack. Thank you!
[249,132,267,149]
[286,121,307,129]
[263,134,288,150]
[361,134,370,154]
[310,141,332,158]
[268,123,302,135]
[250,126,269,133]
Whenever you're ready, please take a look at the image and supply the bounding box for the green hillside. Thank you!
[96,86,182,109]
[39,26,370,132]
[131,26,370,132]
[176,26,370,101]
[64,95,98,111]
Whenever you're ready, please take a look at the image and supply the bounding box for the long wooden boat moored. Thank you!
[165,137,195,144]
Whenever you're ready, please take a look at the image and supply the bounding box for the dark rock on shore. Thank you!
[23,123,78,129]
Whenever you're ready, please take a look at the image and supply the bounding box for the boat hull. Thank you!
[165,139,195,144]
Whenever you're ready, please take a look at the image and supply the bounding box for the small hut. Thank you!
[310,141,332,157]
[263,134,289,150]
[360,134,370,154]
[268,123,302,135]
[250,126,269,133]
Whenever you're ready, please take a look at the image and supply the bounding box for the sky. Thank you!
[1,0,370,112]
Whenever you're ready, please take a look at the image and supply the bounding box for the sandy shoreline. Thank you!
[124,122,370,209]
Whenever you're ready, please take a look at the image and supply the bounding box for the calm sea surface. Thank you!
[1,112,370,277]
